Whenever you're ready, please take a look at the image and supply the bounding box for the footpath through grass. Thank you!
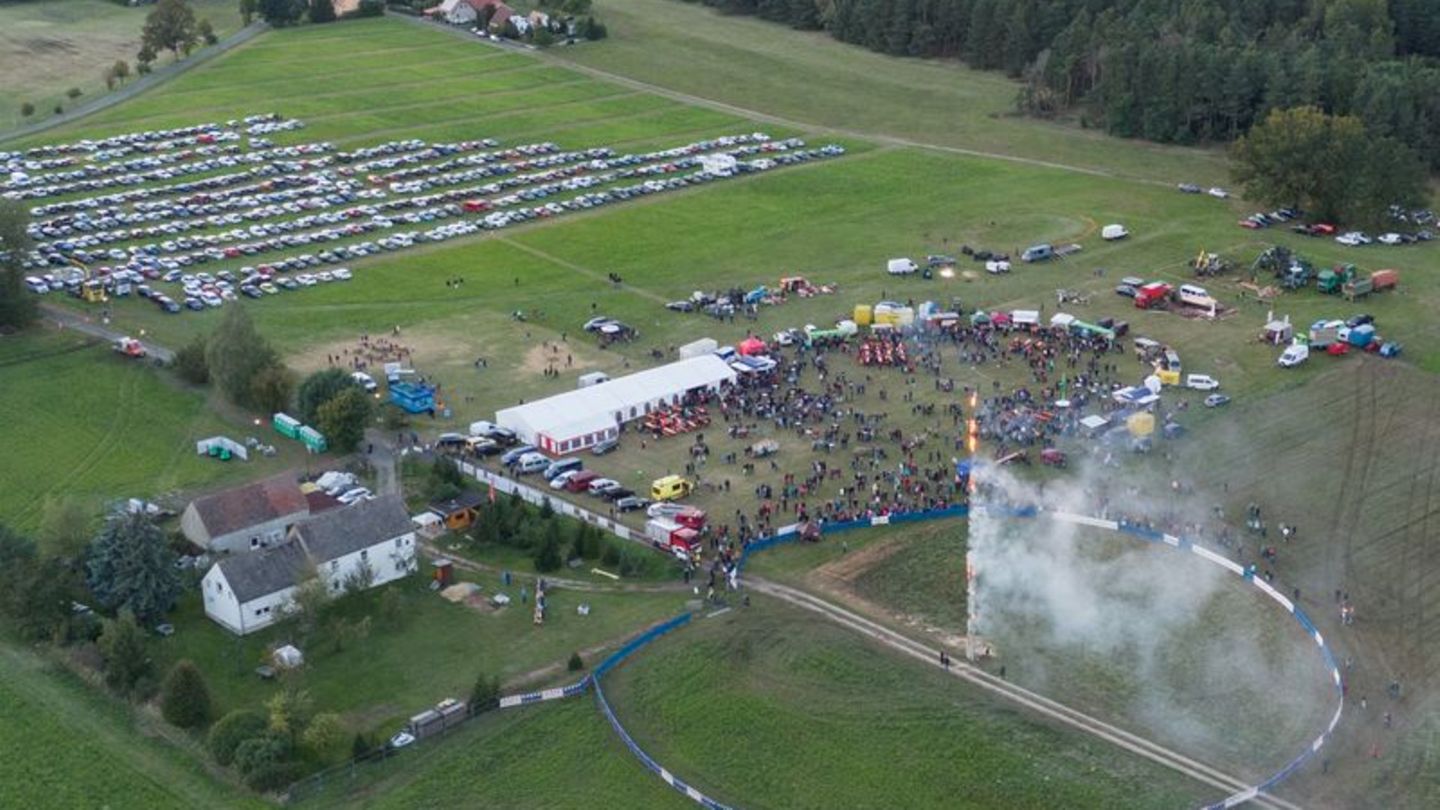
[0,0,241,130]
[601,597,1211,809]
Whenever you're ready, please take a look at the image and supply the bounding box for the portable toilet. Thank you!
[273,412,301,439]
[298,425,327,453]
[1127,412,1156,437]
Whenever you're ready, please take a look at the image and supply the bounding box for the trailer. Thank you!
[272,413,301,439]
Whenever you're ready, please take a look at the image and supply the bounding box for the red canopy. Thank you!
[738,337,768,356]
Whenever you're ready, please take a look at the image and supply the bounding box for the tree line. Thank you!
[684,0,1440,170]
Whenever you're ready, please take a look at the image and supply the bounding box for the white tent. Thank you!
[496,355,736,454]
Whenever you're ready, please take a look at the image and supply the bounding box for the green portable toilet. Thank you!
[298,425,327,454]
[273,412,301,439]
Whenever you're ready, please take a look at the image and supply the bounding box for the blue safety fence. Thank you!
[593,613,693,679]
[737,505,971,571]
[593,678,733,810]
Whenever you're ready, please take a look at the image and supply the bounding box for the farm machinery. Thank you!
[1191,249,1233,277]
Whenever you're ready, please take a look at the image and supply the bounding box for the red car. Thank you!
[1327,342,1350,356]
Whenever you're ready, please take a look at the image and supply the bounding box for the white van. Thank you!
[1184,374,1220,391]
[1278,344,1309,368]
[515,452,549,475]
[886,258,918,275]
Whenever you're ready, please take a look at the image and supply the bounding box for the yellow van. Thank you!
[651,475,693,502]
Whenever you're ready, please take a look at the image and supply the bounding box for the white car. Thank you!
[337,487,372,505]
[550,470,578,490]
[351,371,377,392]
[24,277,49,294]
[1335,232,1372,247]
[1184,374,1220,391]
[1207,187,1230,199]
[587,478,619,495]
[1377,233,1403,246]
[332,267,352,280]
[388,731,416,750]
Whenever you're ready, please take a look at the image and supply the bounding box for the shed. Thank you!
[429,490,486,531]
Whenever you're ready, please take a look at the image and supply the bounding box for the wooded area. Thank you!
[683,0,1440,169]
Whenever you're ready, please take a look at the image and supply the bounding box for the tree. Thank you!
[233,732,296,790]
[38,495,92,563]
[161,660,214,728]
[247,363,295,416]
[315,386,372,453]
[302,712,346,758]
[1231,106,1427,226]
[351,732,372,759]
[98,611,152,694]
[265,687,314,746]
[206,305,280,408]
[310,0,336,24]
[0,525,71,641]
[85,512,181,623]
[532,520,563,572]
[567,651,584,671]
[532,25,555,46]
[175,333,210,384]
[142,0,200,61]
[468,672,501,715]
[0,199,37,329]
[259,0,306,27]
[297,368,357,425]
[208,708,268,765]
[290,566,331,644]
[240,0,258,26]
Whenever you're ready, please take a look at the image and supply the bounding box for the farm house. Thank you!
[201,495,418,635]
[496,355,736,454]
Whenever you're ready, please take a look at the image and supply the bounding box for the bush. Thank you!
[234,731,291,785]
[469,672,501,715]
[356,0,384,17]
[160,659,213,729]
[66,88,82,99]
[20,102,34,117]
[567,651,584,671]
[601,540,621,567]
[208,709,268,766]
[53,105,63,116]
[174,334,209,384]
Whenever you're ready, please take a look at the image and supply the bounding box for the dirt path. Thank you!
[748,576,1301,810]
[0,22,268,146]
[398,14,1172,187]
[41,303,175,362]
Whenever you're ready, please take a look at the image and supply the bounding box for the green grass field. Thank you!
[0,330,310,532]
[0,0,241,129]
[0,639,260,810]
[600,597,1211,809]
[156,573,688,740]
[302,697,686,808]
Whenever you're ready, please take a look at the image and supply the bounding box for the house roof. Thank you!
[429,490,486,516]
[189,474,308,539]
[216,542,308,604]
[490,4,514,25]
[292,494,413,562]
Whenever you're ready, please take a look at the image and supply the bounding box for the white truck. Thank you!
[886,258,918,275]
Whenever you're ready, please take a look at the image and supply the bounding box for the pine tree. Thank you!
[85,512,181,624]
[161,660,214,728]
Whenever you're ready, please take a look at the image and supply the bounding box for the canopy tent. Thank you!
[497,355,735,454]
[737,336,768,356]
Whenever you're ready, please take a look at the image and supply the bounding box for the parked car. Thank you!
[1204,394,1231,408]
[1185,374,1220,391]
[616,496,650,512]
[1114,283,1138,298]
[1278,344,1310,368]
[590,437,619,455]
